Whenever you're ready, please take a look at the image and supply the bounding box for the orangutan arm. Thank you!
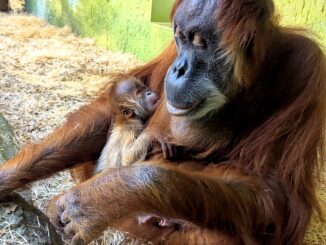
[47,163,278,244]
[0,94,112,197]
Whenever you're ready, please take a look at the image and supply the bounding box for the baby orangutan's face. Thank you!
[115,79,159,120]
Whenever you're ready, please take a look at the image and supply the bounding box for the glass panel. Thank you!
[151,0,174,23]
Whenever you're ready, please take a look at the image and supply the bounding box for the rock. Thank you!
[0,195,63,245]
[0,113,17,164]
[0,113,63,245]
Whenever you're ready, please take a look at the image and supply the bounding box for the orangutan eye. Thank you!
[175,26,187,43]
[193,33,207,48]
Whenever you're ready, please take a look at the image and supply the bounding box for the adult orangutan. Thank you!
[0,0,325,244]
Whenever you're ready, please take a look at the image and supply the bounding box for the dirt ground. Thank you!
[0,10,325,245]
[0,12,142,244]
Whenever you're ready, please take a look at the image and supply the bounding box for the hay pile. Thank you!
[9,0,24,12]
[0,12,141,244]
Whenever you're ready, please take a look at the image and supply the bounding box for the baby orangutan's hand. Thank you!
[157,138,177,160]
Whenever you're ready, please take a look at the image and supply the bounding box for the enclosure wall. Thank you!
[25,0,326,61]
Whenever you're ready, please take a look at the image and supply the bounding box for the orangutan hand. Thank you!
[47,187,107,245]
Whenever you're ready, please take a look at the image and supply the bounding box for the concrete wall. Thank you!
[25,0,325,61]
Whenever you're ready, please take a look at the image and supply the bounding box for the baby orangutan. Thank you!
[95,77,168,173]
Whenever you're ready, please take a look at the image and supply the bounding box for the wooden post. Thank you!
[0,0,9,11]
